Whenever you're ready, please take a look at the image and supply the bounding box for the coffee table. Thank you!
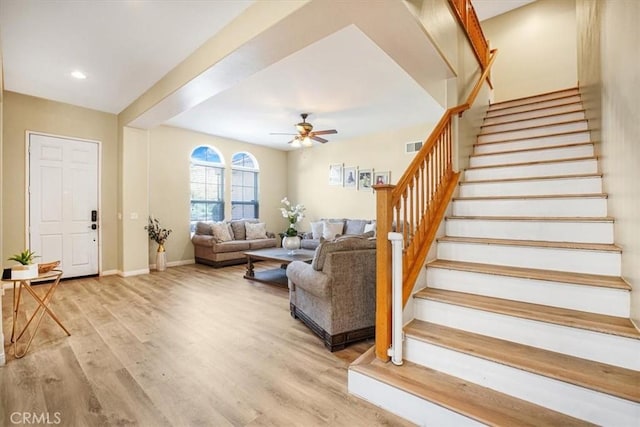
[243,248,315,287]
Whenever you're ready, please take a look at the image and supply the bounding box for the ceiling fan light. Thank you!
[302,136,313,147]
[291,138,302,148]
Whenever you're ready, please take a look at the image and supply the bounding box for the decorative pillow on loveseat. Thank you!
[211,222,233,243]
[230,218,258,240]
[322,221,344,240]
[245,222,267,240]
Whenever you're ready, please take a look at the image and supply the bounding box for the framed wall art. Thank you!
[329,163,343,186]
[358,169,373,191]
[343,166,357,189]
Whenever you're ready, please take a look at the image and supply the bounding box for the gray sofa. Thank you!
[192,219,278,267]
[286,235,376,351]
[300,218,375,250]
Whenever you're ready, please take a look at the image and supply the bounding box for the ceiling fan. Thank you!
[271,113,338,147]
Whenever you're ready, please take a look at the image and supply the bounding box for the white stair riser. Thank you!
[452,197,608,217]
[426,268,629,316]
[470,144,594,167]
[481,111,586,134]
[445,218,613,244]
[460,176,602,198]
[474,132,591,154]
[437,241,621,276]
[413,299,640,370]
[464,158,598,181]
[405,339,640,426]
[489,90,580,110]
[478,122,588,144]
[488,94,581,117]
[483,103,583,126]
[348,370,482,427]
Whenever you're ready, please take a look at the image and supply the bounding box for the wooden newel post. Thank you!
[373,183,395,361]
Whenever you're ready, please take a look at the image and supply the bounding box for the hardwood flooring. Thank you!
[1,263,413,427]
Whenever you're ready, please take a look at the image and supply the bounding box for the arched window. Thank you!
[231,152,259,219]
[190,146,224,229]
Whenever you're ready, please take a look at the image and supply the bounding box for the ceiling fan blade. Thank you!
[270,132,297,136]
[312,129,337,136]
[311,136,328,143]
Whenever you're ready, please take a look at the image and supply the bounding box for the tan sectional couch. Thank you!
[192,219,278,267]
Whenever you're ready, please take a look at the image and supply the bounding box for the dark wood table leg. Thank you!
[245,255,255,278]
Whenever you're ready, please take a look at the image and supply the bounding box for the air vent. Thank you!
[405,141,423,154]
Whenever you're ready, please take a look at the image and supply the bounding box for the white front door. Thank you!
[29,134,99,278]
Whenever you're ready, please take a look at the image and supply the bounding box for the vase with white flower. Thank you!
[279,197,305,253]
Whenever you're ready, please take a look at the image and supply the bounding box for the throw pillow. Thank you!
[211,222,233,243]
[364,221,376,237]
[322,221,344,240]
[310,221,324,240]
[344,219,368,235]
[195,221,213,235]
[245,222,267,240]
[230,218,258,241]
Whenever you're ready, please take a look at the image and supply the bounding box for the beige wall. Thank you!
[286,122,436,232]
[482,0,578,102]
[1,91,118,273]
[576,0,640,326]
[120,127,150,274]
[147,126,287,265]
[0,45,4,269]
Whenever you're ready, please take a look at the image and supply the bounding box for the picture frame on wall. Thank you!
[374,171,391,186]
[358,169,373,191]
[343,166,357,189]
[329,163,343,186]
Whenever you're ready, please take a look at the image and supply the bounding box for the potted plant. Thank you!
[8,249,40,279]
[279,197,306,253]
[145,216,172,271]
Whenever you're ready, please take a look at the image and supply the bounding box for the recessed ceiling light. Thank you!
[71,70,87,80]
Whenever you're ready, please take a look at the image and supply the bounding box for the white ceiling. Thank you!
[0,0,534,151]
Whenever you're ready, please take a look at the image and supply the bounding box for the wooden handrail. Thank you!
[449,0,491,74]
[373,48,497,361]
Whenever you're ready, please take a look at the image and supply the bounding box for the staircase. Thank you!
[349,87,640,426]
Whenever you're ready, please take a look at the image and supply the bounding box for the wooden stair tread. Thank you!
[406,320,640,403]
[426,259,630,290]
[466,155,596,170]
[471,142,592,158]
[481,108,585,128]
[479,119,587,137]
[476,129,591,145]
[350,348,593,427]
[489,88,579,108]
[437,236,621,252]
[414,288,640,340]
[453,192,607,201]
[446,215,613,221]
[460,172,602,185]
[486,101,583,121]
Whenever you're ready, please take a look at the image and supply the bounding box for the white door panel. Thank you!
[29,134,99,278]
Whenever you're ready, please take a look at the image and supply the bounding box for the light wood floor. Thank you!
[1,263,413,427]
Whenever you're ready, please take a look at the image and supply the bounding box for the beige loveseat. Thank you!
[192,219,278,267]
[286,235,376,351]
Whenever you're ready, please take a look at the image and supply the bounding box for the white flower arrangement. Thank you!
[279,197,306,236]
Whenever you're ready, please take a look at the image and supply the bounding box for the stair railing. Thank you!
[373,49,498,361]
[449,0,491,73]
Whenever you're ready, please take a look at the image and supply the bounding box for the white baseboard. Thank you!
[168,259,195,267]
[118,268,150,277]
[100,269,119,276]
